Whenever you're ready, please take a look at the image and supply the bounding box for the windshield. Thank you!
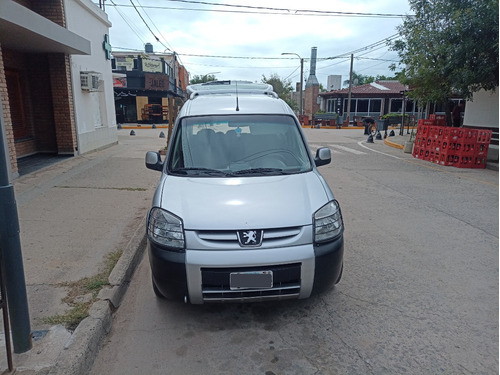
[167,115,312,177]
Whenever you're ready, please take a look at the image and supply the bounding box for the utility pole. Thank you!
[299,57,304,116]
[281,52,303,116]
[400,89,406,136]
[345,54,354,126]
[0,98,32,353]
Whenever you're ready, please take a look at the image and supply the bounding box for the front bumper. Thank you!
[148,235,343,304]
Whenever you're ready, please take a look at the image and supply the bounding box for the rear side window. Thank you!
[168,115,311,176]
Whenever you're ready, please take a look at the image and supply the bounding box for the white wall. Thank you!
[463,88,499,161]
[65,0,117,154]
[463,89,499,128]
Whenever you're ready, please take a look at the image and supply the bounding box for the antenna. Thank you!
[235,81,240,111]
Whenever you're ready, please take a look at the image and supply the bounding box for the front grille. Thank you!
[201,263,301,302]
[196,227,302,248]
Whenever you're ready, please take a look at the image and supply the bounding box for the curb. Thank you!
[384,137,405,149]
[46,214,147,375]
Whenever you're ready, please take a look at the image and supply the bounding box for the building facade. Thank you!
[0,0,117,179]
[112,48,189,124]
[319,81,421,121]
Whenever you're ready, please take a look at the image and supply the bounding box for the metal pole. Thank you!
[299,58,304,116]
[400,91,406,136]
[346,54,354,126]
[281,53,303,116]
[0,98,32,353]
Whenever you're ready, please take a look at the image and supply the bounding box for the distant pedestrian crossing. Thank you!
[309,144,367,156]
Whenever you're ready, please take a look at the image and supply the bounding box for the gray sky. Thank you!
[105,0,412,88]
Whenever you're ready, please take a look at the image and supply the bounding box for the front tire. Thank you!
[335,263,343,284]
[152,277,165,299]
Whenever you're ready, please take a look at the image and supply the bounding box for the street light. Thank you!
[281,52,303,116]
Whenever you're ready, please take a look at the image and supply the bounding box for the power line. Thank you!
[135,0,175,52]
[129,0,173,52]
[165,0,408,18]
[108,1,409,18]
[109,0,147,44]
[114,37,399,64]
[175,53,294,60]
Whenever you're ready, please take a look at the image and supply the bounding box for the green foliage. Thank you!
[390,0,499,102]
[261,74,298,111]
[343,72,398,87]
[381,113,409,119]
[190,74,218,84]
[41,250,123,331]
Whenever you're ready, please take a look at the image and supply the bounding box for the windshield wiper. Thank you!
[231,168,288,176]
[171,167,229,176]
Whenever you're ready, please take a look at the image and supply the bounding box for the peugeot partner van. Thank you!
[145,81,344,304]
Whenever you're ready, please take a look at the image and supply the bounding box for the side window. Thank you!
[169,127,185,169]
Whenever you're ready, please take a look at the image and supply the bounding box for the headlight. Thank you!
[147,207,185,249]
[313,200,344,243]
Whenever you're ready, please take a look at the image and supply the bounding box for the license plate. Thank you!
[230,271,273,290]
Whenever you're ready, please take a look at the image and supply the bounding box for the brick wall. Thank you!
[13,1,66,27]
[0,44,18,174]
[32,0,66,27]
[304,85,320,119]
[48,54,76,154]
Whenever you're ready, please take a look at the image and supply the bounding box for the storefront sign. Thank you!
[142,58,162,73]
[145,73,169,91]
[115,57,134,71]
[113,77,127,88]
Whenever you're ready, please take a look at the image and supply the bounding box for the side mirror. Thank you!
[314,147,331,167]
[145,151,164,171]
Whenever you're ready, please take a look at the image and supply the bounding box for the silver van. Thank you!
[145,81,344,303]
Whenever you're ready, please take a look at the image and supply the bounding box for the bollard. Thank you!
[389,130,395,137]
[159,131,165,138]
[130,130,135,136]
[152,124,157,129]
[367,134,374,143]
[375,131,382,140]
[117,124,122,129]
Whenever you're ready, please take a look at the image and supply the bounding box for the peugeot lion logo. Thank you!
[237,230,263,247]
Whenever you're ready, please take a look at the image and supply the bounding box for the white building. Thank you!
[0,0,117,179]
[327,75,342,91]
[66,0,117,154]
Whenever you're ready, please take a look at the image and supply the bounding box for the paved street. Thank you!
[89,128,499,374]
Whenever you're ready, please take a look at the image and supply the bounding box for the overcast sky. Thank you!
[105,0,412,88]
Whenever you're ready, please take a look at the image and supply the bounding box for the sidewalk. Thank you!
[1,129,168,374]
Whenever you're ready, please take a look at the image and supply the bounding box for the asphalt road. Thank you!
[90,129,499,375]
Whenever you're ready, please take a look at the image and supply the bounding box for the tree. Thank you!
[190,74,218,84]
[261,74,298,111]
[375,74,398,81]
[343,71,371,87]
[342,72,398,88]
[390,0,499,106]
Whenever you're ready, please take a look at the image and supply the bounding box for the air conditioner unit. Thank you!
[80,72,102,91]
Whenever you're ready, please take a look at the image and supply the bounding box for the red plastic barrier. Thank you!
[413,122,491,169]
[477,130,492,143]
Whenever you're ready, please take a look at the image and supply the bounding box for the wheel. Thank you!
[335,263,343,284]
[152,277,165,299]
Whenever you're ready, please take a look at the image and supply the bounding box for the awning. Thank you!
[0,0,90,55]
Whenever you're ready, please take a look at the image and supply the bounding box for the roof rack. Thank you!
[187,80,278,99]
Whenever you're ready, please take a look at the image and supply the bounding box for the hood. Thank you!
[159,172,330,230]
